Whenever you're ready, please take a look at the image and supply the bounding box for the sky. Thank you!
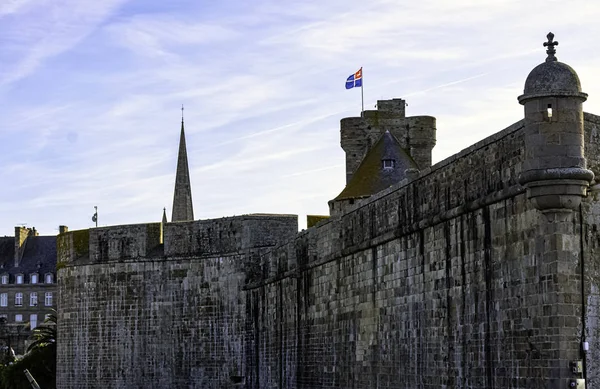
[1,0,600,236]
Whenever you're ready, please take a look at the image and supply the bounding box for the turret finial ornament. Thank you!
[543,32,558,62]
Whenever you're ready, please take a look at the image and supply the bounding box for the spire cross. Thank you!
[181,104,184,122]
[543,32,558,62]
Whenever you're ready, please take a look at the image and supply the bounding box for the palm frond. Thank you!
[27,309,57,354]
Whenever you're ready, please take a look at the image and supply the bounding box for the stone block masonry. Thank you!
[56,114,600,388]
[245,116,600,389]
[56,215,297,389]
[53,34,600,388]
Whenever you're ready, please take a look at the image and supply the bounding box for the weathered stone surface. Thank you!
[56,115,600,389]
[244,116,600,389]
[56,215,297,389]
[53,53,600,389]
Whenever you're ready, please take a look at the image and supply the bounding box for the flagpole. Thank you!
[360,67,364,115]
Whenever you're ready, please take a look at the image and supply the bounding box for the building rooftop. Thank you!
[0,236,56,276]
[334,131,417,200]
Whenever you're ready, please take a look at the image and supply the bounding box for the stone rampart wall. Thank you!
[55,113,600,388]
[245,116,600,388]
[56,214,297,389]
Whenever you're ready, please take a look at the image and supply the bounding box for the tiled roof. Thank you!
[334,131,417,200]
[0,236,56,277]
[0,238,15,267]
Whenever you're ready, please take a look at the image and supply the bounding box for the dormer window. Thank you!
[30,273,38,284]
[45,273,53,284]
[0,274,7,285]
[16,274,24,284]
[382,159,395,169]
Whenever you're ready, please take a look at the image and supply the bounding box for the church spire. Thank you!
[171,107,194,222]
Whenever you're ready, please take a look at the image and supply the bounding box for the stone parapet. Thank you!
[57,214,298,267]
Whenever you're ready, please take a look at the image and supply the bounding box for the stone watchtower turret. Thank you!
[517,33,594,387]
[330,98,436,216]
[518,32,594,216]
[339,98,436,184]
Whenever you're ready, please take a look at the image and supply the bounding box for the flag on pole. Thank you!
[345,68,362,89]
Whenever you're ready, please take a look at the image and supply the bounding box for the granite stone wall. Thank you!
[56,215,297,389]
[56,114,600,388]
[245,116,600,389]
[580,113,600,388]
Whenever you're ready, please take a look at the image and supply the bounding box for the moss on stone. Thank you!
[72,230,90,258]
[307,215,329,228]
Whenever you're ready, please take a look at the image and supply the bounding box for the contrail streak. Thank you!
[404,73,489,97]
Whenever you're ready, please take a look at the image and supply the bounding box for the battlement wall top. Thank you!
[57,222,161,266]
[164,214,297,257]
[57,214,298,267]
[340,112,430,124]
[376,98,406,115]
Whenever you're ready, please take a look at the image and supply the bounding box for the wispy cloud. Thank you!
[1,0,600,234]
[0,0,128,87]
[0,0,35,17]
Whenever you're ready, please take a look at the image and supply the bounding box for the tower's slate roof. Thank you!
[334,131,417,200]
[0,238,14,267]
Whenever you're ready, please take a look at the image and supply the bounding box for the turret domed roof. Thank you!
[523,61,581,95]
[518,32,587,104]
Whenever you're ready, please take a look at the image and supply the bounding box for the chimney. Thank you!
[59,225,69,234]
[14,226,29,267]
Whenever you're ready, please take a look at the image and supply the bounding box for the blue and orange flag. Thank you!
[345,68,362,89]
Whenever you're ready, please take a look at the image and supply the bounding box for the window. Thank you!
[0,293,6,307]
[0,314,6,323]
[0,275,7,285]
[45,273,53,284]
[15,314,22,322]
[30,314,37,329]
[30,274,38,284]
[15,293,23,306]
[382,159,395,169]
[16,274,23,284]
[547,103,553,118]
[30,292,37,307]
[45,292,53,307]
